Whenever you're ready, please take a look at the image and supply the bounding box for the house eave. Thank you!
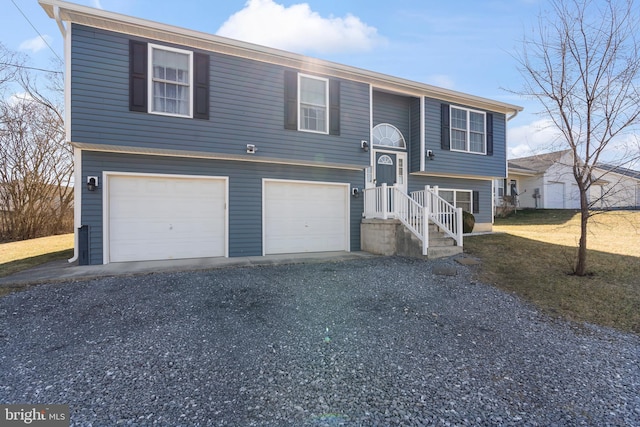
[71,142,366,171]
[39,0,523,116]
[410,171,494,181]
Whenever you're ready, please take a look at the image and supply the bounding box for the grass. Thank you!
[465,209,640,333]
[0,233,74,278]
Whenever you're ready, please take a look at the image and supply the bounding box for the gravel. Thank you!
[0,256,638,426]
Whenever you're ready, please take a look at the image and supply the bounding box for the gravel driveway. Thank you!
[1,257,638,426]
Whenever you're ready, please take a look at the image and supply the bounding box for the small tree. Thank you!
[516,0,640,276]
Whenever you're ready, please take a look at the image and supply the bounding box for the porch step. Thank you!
[361,219,462,259]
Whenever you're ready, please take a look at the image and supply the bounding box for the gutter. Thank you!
[53,5,79,264]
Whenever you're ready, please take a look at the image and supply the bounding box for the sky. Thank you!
[0,0,610,159]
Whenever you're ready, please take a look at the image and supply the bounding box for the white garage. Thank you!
[263,179,350,255]
[105,173,227,263]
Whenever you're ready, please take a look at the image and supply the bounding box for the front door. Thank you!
[375,152,396,187]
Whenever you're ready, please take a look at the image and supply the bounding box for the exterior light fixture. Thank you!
[87,176,98,191]
[427,150,435,160]
[360,140,369,152]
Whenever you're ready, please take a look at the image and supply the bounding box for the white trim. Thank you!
[38,0,522,116]
[411,171,497,181]
[71,142,365,171]
[147,43,194,118]
[69,147,82,263]
[262,178,350,256]
[65,23,78,263]
[450,106,487,155]
[420,96,425,172]
[102,171,229,264]
[372,123,406,149]
[438,188,473,213]
[366,84,374,189]
[297,73,329,134]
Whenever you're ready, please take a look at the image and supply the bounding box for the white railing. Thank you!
[363,184,395,219]
[393,187,429,256]
[363,184,463,254]
[411,186,463,247]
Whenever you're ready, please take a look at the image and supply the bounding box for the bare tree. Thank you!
[0,51,71,241]
[516,0,640,276]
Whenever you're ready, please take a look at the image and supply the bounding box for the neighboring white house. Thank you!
[495,150,640,210]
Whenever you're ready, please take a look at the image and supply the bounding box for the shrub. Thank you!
[462,211,475,233]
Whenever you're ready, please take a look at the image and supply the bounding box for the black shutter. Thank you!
[486,112,493,156]
[284,70,298,130]
[193,53,210,120]
[329,79,340,135]
[129,40,147,112]
[473,190,480,214]
[441,103,450,150]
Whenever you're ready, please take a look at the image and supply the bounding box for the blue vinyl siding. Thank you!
[70,24,370,167]
[423,97,507,178]
[81,151,363,265]
[372,91,412,148]
[408,177,493,224]
[410,98,421,173]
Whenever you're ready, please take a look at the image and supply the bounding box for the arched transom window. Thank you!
[372,123,406,149]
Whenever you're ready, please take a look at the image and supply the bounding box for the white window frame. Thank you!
[450,106,486,155]
[298,73,329,134]
[148,43,193,118]
[439,188,473,213]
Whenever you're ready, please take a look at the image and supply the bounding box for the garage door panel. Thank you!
[108,175,226,263]
[264,181,348,255]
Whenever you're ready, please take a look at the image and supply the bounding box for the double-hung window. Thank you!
[451,107,486,154]
[439,189,473,213]
[149,44,193,118]
[299,74,328,133]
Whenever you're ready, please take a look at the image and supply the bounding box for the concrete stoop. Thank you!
[361,218,462,259]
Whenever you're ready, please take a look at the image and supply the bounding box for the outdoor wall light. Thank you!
[360,140,369,152]
[352,187,360,198]
[87,176,99,191]
[427,149,435,160]
[246,144,257,154]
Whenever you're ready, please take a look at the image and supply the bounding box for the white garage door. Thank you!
[546,182,565,208]
[107,174,227,263]
[264,180,349,254]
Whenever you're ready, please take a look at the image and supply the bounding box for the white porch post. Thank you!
[456,207,463,246]
[381,183,388,220]
[422,200,429,256]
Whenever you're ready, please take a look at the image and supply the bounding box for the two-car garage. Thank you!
[104,173,350,263]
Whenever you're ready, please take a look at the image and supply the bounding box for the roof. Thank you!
[596,163,640,180]
[508,150,573,174]
[39,0,523,116]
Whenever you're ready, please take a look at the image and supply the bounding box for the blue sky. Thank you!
[2,0,565,158]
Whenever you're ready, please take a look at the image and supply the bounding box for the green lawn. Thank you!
[465,210,640,333]
[0,233,74,278]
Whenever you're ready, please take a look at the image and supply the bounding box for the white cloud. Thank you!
[507,118,563,158]
[18,35,52,54]
[6,92,33,106]
[217,0,384,54]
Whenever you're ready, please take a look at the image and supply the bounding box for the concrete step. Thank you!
[427,245,463,259]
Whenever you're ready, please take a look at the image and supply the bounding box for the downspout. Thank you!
[54,6,80,263]
[507,109,519,122]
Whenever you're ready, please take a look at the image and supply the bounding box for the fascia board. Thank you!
[39,0,523,115]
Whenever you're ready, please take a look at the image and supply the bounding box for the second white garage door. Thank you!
[107,173,227,263]
[264,180,349,254]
